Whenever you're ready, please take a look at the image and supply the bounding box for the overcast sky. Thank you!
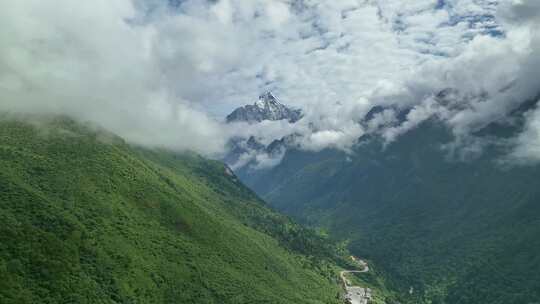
[1,0,539,164]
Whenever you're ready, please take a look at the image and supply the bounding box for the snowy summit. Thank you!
[226,92,302,124]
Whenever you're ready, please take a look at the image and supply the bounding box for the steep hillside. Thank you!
[0,115,343,304]
[239,119,540,304]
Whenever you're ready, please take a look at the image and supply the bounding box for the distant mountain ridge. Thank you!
[233,96,540,304]
[223,93,303,170]
[226,92,302,124]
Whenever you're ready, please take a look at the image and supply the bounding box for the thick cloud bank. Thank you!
[0,0,228,155]
[1,1,540,164]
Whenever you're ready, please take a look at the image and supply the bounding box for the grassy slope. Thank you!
[0,116,342,304]
[240,121,540,304]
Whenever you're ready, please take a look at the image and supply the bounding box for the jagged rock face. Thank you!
[226,92,302,123]
[224,93,302,170]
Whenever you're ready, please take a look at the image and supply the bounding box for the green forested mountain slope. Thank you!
[239,120,540,304]
[0,116,343,304]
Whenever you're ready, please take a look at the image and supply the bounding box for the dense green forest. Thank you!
[239,117,540,304]
[0,115,346,304]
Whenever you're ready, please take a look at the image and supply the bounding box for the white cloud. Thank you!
[513,104,540,162]
[382,97,445,144]
[395,0,540,163]
[3,0,540,166]
[501,0,540,162]
[0,0,228,155]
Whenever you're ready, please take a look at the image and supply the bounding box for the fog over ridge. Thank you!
[1,0,540,164]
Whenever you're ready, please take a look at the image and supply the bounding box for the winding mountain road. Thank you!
[340,258,372,304]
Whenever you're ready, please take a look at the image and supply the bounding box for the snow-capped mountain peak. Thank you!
[255,92,279,108]
[226,92,302,124]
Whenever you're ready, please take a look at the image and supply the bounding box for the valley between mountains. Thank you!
[4,91,540,304]
[1,115,398,304]
[225,93,540,304]
[3,1,540,304]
